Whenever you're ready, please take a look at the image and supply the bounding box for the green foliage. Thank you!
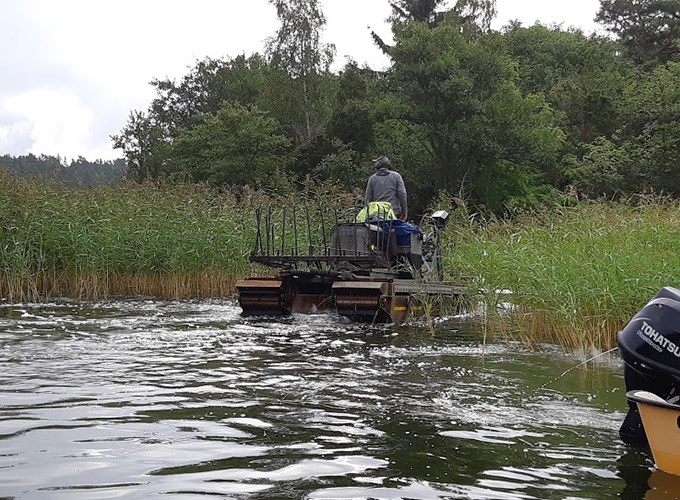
[107,0,680,217]
[327,62,380,153]
[503,24,632,150]
[287,135,339,179]
[618,62,680,193]
[261,69,337,145]
[446,0,497,30]
[113,55,274,182]
[388,0,496,28]
[597,0,680,65]
[0,176,253,283]
[445,200,680,347]
[390,0,447,23]
[169,102,290,187]
[475,161,559,212]
[266,0,335,78]
[0,174,362,300]
[266,0,335,143]
[371,118,435,212]
[388,17,564,211]
[564,137,628,198]
[111,110,169,181]
[149,55,272,131]
[327,101,374,153]
[312,140,365,189]
[0,154,126,186]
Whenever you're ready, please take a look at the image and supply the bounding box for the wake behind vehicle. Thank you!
[235,204,467,322]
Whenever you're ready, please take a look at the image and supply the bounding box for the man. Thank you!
[364,156,408,220]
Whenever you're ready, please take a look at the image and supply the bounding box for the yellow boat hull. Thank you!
[627,390,680,476]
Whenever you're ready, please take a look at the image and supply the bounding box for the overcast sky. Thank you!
[0,0,603,162]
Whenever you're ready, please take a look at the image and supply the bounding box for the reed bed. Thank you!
[0,172,362,302]
[6,169,680,352]
[444,200,680,350]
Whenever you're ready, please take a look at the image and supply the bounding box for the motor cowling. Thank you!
[618,286,680,445]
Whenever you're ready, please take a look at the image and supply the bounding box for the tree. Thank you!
[371,118,437,213]
[266,0,335,143]
[389,0,448,23]
[0,154,126,186]
[372,0,497,54]
[596,0,680,64]
[148,54,271,134]
[387,15,565,211]
[448,0,496,30]
[327,61,379,153]
[111,111,168,181]
[564,137,628,198]
[313,140,365,189]
[112,55,273,182]
[168,102,290,187]
[503,24,633,163]
[617,62,680,193]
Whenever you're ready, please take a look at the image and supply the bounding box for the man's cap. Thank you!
[373,156,391,170]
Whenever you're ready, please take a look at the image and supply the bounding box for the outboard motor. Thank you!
[619,286,680,445]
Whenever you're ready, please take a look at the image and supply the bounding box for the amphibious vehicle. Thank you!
[235,204,467,322]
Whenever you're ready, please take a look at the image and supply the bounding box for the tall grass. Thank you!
[0,172,362,302]
[0,174,248,300]
[5,169,679,352]
[443,199,680,350]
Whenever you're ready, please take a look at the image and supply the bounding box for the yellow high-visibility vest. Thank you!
[356,201,396,222]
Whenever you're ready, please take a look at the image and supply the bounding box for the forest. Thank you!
[105,0,680,215]
[0,154,126,186]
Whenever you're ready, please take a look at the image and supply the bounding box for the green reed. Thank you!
[443,199,680,350]
[0,173,362,301]
[8,168,677,351]
[0,176,247,300]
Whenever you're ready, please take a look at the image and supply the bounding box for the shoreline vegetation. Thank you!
[446,199,680,351]
[0,172,359,301]
[3,174,679,350]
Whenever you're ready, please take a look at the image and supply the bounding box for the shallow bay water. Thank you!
[0,299,675,499]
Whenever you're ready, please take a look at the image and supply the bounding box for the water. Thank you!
[0,299,674,499]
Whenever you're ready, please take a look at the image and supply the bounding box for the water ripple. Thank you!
[0,299,643,498]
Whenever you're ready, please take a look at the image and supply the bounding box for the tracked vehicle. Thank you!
[235,205,467,322]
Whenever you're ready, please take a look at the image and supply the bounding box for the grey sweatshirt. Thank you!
[365,168,408,215]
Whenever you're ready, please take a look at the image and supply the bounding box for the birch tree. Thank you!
[266,0,335,144]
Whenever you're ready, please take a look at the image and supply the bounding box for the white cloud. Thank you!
[323,1,392,70]
[0,120,34,155]
[1,90,93,160]
[0,0,284,160]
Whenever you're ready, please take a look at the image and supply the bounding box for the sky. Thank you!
[0,0,603,162]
